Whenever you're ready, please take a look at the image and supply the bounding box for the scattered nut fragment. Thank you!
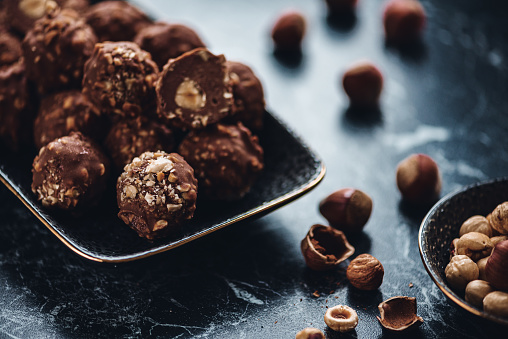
[383,0,426,44]
[489,202,508,235]
[445,255,479,292]
[324,305,358,333]
[459,215,493,237]
[485,240,508,291]
[396,153,441,205]
[483,291,508,318]
[342,61,383,108]
[295,327,325,339]
[456,232,493,262]
[346,254,384,290]
[465,280,494,308]
[377,296,423,331]
[271,10,306,51]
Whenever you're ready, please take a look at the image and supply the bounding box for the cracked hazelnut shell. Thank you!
[383,0,426,44]
[324,305,358,333]
[485,240,508,291]
[346,254,384,290]
[271,11,306,51]
[396,153,441,205]
[377,296,423,331]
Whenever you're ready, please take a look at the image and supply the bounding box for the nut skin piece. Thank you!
[300,224,355,271]
[489,202,508,235]
[346,254,384,290]
[324,305,358,333]
[465,280,494,309]
[485,240,508,291]
[271,11,306,51]
[459,215,493,237]
[477,256,489,281]
[325,0,358,14]
[319,188,373,233]
[445,255,479,292]
[456,232,493,262]
[383,0,426,44]
[396,153,441,205]
[295,327,325,339]
[342,61,383,108]
[483,291,508,318]
[377,296,423,331]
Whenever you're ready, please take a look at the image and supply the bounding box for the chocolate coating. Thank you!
[156,48,233,130]
[225,61,265,132]
[31,132,110,211]
[0,31,23,68]
[33,90,104,150]
[82,41,159,119]
[105,117,175,171]
[134,22,206,69]
[117,151,198,240]
[85,0,152,42]
[22,8,97,94]
[178,123,264,200]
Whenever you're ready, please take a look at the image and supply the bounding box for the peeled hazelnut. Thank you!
[175,78,206,110]
[483,291,508,318]
[491,235,508,247]
[383,0,426,44]
[342,61,383,108]
[485,240,508,291]
[319,188,372,233]
[346,254,384,290]
[325,0,358,14]
[445,255,479,292]
[396,153,441,205]
[459,215,493,237]
[456,232,493,262]
[295,327,325,339]
[465,280,494,308]
[271,11,306,51]
[300,224,355,271]
[489,202,508,235]
[377,296,423,331]
[324,305,358,333]
[477,256,489,281]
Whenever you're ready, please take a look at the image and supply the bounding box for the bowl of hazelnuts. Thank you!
[419,177,508,326]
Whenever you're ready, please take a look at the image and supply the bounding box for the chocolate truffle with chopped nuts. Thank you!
[117,151,198,240]
[225,61,265,132]
[85,0,152,42]
[178,123,264,200]
[156,48,233,130]
[134,22,206,69]
[33,90,104,150]
[31,132,110,211]
[82,41,159,119]
[105,117,175,171]
[0,31,23,68]
[22,7,97,94]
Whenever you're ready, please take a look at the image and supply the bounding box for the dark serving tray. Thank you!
[0,111,325,262]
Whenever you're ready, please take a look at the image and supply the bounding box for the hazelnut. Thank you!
[395,153,441,205]
[444,255,479,292]
[300,224,355,271]
[376,296,423,331]
[325,0,358,14]
[319,188,373,233]
[342,61,383,108]
[489,202,508,235]
[485,240,508,291]
[456,232,493,262]
[346,254,384,290]
[477,256,489,281]
[324,305,359,332]
[459,215,493,237]
[295,327,325,339]
[449,238,459,258]
[271,11,306,51]
[382,0,426,44]
[483,291,508,318]
[491,235,508,247]
[174,78,206,110]
[465,280,494,309]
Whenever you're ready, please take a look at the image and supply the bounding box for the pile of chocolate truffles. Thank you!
[0,0,266,240]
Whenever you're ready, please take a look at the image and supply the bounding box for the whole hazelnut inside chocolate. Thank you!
[396,153,441,205]
[342,61,383,108]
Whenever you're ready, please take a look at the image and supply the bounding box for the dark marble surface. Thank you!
[1,0,508,337]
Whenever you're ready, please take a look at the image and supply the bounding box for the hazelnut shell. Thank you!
[485,240,508,291]
[377,296,423,331]
[324,305,358,333]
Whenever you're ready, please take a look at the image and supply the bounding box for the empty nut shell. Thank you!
[377,296,423,331]
[346,254,384,290]
[324,305,358,333]
[295,327,325,339]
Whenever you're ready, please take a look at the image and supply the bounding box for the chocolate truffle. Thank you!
[105,117,175,171]
[117,151,198,240]
[85,0,152,42]
[31,132,110,210]
[178,123,264,200]
[225,61,265,132]
[22,7,97,94]
[156,48,233,130]
[0,31,22,68]
[33,90,104,150]
[134,22,206,69]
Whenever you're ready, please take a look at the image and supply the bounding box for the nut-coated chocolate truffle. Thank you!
[33,90,103,150]
[178,123,264,200]
[22,7,97,94]
[31,132,110,211]
[134,22,206,69]
[117,151,198,239]
[85,0,152,42]
[156,48,233,130]
[82,41,159,119]
[0,31,22,68]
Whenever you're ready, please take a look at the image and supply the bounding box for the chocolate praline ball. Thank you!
[0,31,22,68]
[31,132,110,211]
[105,117,175,171]
[156,48,233,130]
[85,0,152,42]
[22,7,97,94]
[117,151,198,240]
[178,123,264,200]
[33,90,104,150]
[82,41,159,119]
[134,22,206,69]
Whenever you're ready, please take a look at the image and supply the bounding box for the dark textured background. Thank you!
[1,0,508,337]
